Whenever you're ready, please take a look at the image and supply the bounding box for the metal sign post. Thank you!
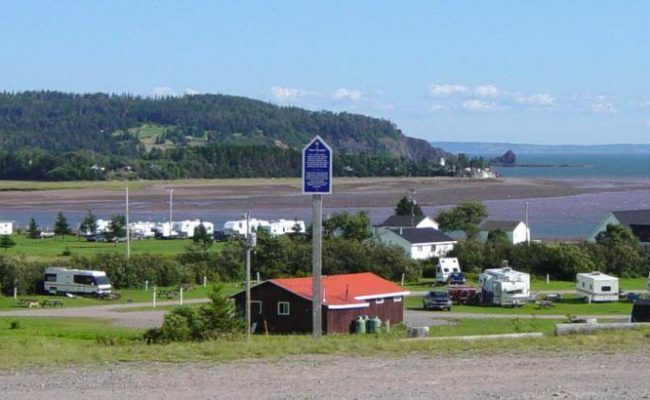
[302,136,332,340]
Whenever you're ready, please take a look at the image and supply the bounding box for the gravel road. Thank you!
[1,352,649,399]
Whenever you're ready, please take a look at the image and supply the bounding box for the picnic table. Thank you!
[17,298,40,308]
[158,290,178,299]
[41,299,64,307]
[536,300,555,309]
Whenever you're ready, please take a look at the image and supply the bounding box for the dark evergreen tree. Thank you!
[26,218,40,239]
[79,211,98,236]
[53,212,71,239]
[0,235,16,253]
[394,196,423,217]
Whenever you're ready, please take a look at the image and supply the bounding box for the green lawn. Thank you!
[2,316,650,368]
[0,282,240,310]
[428,318,560,337]
[5,235,225,259]
[406,294,634,316]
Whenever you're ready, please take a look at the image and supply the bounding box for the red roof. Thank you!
[271,272,410,309]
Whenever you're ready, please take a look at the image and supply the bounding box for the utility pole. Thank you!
[244,210,252,341]
[167,188,174,238]
[126,186,130,259]
[409,188,416,227]
[525,201,530,245]
[312,194,322,339]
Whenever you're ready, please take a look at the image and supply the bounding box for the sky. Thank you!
[1,0,649,145]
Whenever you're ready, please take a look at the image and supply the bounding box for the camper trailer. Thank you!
[44,267,112,296]
[479,267,530,306]
[435,257,462,283]
[576,272,619,302]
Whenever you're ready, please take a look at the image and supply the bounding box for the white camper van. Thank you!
[435,257,462,283]
[44,267,112,296]
[479,267,530,306]
[576,272,619,302]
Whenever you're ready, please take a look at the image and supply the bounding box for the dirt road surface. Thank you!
[1,352,649,399]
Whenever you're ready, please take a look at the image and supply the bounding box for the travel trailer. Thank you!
[478,266,530,306]
[435,257,462,283]
[44,267,112,296]
[576,272,619,303]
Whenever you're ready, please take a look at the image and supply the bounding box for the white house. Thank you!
[172,220,214,238]
[223,218,270,236]
[374,227,456,260]
[95,219,111,234]
[478,220,530,245]
[375,215,439,231]
[0,221,14,235]
[264,219,306,236]
[479,267,530,306]
[576,272,619,303]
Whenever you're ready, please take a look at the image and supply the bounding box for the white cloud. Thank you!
[332,88,363,101]
[474,84,499,98]
[271,86,303,102]
[590,102,617,114]
[429,83,468,97]
[184,88,200,96]
[429,104,450,112]
[515,93,556,106]
[462,99,500,111]
[151,86,176,97]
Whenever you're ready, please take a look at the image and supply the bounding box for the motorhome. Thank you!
[44,267,112,296]
[435,257,462,283]
[223,218,270,236]
[576,272,619,302]
[264,219,306,236]
[172,219,214,238]
[479,267,530,306]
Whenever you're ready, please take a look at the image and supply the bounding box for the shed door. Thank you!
[251,301,263,332]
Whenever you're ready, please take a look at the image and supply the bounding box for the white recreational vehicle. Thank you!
[479,267,530,306]
[223,218,270,236]
[435,257,461,283]
[576,272,619,302]
[44,267,112,296]
[264,219,306,236]
[172,220,214,238]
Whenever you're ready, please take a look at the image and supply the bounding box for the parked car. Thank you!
[447,272,466,285]
[423,291,452,311]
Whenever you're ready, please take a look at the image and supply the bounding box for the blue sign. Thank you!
[302,136,332,194]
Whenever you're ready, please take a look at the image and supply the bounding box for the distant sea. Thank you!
[491,153,650,179]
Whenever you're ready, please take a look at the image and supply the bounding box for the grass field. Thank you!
[428,318,560,337]
[406,294,635,316]
[0,283,240,310]
[1,316,649,369]
[4,235,225,259]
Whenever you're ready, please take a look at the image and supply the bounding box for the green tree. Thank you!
[192,222,212,247]
[436,201,488,232]
[26,217,40,239]
[79,210,98,236]
[0,235,16,253]
[594,224,647,277]
[53,212,71,239]
[323,211,371,241]
[394,196,423,217]
[106,214,126,242]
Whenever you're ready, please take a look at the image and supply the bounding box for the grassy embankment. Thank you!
[1,316,649,369]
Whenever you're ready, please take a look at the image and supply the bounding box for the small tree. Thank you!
[193,222,212,247]
[26,218,41,239]
[436,201,488,232]
[394,196,423,217]
[53,212,71,240]
[79,210,98,237]
[0,235,16,253]
[106,214,126,242]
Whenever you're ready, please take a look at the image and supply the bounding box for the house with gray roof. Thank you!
[477,220,530,245]
[589,210,650,244]
[374,227,456,260]
[375,215,439,230]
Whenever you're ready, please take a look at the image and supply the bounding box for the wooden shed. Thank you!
[232,272,410,335]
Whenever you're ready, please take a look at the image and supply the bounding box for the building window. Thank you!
[375,298,384,304]
[393,296,402,302]
[277,301,290,315]
[416,245,423,252]
[602,286,611,292]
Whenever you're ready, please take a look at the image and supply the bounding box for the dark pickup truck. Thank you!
[423,291,452,311]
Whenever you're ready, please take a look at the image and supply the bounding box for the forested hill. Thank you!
[0,91,452,180]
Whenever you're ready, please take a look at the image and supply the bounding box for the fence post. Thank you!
[13,287,17,300]
[546,274,550,284]
[180,287,184,306]
[153,287,157,308]
[145,280,149,292]
[203,276,207,288]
